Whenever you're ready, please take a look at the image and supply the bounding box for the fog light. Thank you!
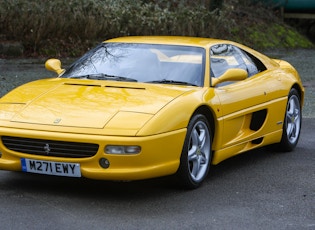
[99,158,110,169]
[105,145,141,154]
[0,151,2,158]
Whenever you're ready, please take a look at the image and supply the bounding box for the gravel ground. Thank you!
[0,49,314,117]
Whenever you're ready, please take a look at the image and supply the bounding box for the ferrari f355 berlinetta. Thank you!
[0,36,304,188]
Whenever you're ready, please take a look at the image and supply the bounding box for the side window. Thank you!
[210,44,247,78]
[242,49,267,74]
[234,47,259,77]
[210,44,266,79]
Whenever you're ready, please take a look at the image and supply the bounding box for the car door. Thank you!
[210,44,281,150]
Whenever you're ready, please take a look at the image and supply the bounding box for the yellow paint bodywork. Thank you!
[0,36,304,181]
[0,126,187,180]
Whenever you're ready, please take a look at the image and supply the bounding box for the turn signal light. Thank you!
[105,145,141,154]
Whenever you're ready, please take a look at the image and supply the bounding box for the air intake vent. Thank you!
[1,136,99,158]
[64,83,101,87]
[250,109,267,131]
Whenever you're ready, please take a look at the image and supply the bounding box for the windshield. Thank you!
[62,43,205,86]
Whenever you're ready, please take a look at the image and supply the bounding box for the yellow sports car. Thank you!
[0,36,304,188]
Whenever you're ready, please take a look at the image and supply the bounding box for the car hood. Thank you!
[0,79,192,130]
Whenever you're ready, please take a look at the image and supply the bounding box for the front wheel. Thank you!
[176,114,212,189]
[278,88,302,151]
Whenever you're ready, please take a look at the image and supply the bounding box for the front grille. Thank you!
[1,136,99,158]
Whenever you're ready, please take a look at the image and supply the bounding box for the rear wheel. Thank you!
[279,88,302,151]
[176,114,212,189]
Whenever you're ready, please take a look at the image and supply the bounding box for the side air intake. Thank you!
[250,109,267,131]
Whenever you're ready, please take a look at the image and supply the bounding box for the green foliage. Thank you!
[0,0,312,57]
[247,24,312,49]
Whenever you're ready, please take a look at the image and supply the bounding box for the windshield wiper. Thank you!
[146,79,197,86]
[70,73,138,82]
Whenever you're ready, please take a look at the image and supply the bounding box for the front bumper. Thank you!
[0,127,186,180]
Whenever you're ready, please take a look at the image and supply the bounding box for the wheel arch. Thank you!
[291,83,304,108]
[192,105,216,143]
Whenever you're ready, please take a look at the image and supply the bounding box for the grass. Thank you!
[0,0,313,57]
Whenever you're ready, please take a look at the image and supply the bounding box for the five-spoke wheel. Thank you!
[279,88,302,151]
[176,114,212,189]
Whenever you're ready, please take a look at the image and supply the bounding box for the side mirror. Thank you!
[211,68,248,87]
[45,59,65,76]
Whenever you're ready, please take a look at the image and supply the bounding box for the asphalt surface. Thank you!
[0,49,314,229]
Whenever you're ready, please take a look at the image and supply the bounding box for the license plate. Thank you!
[21,158,81,177]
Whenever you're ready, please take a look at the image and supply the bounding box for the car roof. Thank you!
[104,36,225,47]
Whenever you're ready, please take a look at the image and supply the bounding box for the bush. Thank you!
[0,0,312,57]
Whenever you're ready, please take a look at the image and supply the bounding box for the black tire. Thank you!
[176,114,212,189]
[278,88,302,151]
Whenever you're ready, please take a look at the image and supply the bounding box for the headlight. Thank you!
[105,145,141,154]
